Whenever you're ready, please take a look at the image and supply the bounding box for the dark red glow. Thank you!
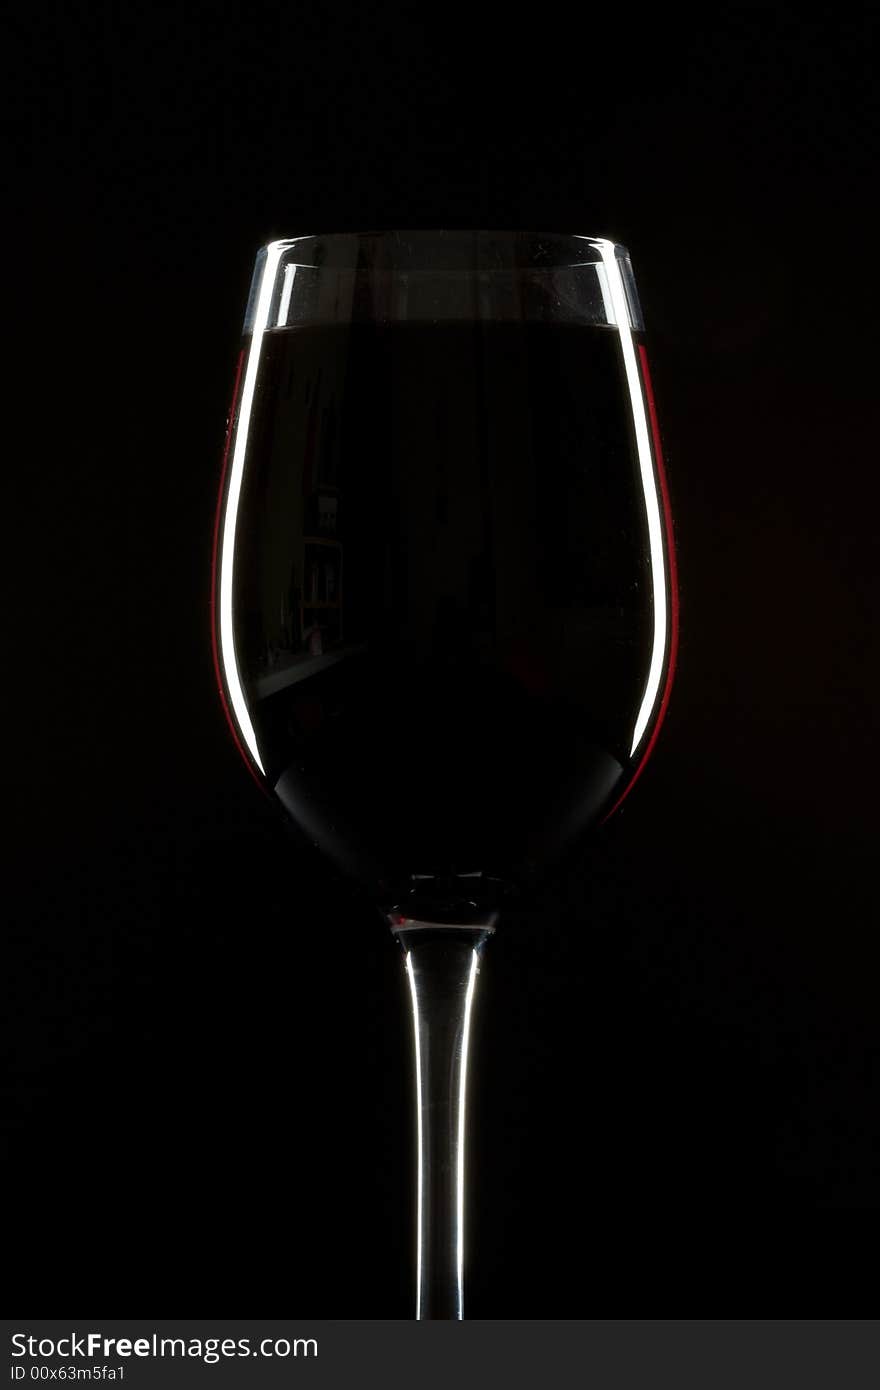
[209,349,264,790]
[602,344,679,822]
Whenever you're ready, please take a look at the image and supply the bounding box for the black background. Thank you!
[7,5,879,1313]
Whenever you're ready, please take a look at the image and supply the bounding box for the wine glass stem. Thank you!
[395,925,491,1320]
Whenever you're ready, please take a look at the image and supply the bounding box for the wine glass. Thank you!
[211,230,676,1318]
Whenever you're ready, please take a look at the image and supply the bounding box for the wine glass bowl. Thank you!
[213,231,675,925]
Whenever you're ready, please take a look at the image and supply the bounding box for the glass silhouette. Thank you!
[212,231,676,1317]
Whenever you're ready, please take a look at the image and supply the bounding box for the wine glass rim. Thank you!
[256,229,630,267]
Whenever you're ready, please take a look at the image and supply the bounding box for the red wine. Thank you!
[217,321,673,919]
